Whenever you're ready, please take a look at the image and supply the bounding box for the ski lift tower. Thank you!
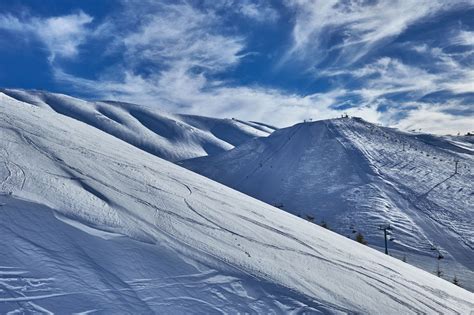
[379,224,393,255]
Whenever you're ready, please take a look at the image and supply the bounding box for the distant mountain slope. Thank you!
[0,89,272,161]
[176,114,277,147]
[182,117,474,290]
[1,93,473,313]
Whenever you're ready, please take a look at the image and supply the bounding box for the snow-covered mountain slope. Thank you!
[1,95,473,313]
[0,89,271,162]
[177,114,277,146]
[182,117,474,291]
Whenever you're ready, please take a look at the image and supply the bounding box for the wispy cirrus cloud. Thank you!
[235,0,280,23]
[0,11,93,62]
[55,64,357,126]
[119,2,245,73]
[282,0,468,66]
[51,1,376,127]
[392,101,474,135]
[53,0,473,134]
[349,56,473,100]
[1,0,472,134]
[450,30,474,47]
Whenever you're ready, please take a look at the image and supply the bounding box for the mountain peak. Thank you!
[183,115,474,290]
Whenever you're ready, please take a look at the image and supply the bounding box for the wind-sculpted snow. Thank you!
[0,93,473,313]
[183,117,474,291]
[0,89,271,162]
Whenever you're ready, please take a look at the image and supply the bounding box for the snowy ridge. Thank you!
[183,117,474,291]
[0,89,271,161]
[1,93,473,313]
[176,114,277,147]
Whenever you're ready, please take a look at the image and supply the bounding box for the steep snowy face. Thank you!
[183,117,474,290]
[1,93,473,313]
[0,89,272,162]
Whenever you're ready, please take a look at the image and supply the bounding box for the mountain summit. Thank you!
[183,117,474,289]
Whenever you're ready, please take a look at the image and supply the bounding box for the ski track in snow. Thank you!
[335,119,473,250]
[329,118,474,284]
[184,117,474,292]
[0,266,63,314]
[1,92,474,313]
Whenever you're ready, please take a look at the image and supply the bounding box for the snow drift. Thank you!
[0,92,473,313]
[0,89,273,162]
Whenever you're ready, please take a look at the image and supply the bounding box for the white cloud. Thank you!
[324,53,474,104]
[0,14,27,32]
[6,0,468,136]
[51,0,471,135]
[411,45,474,94]
[0,11,92,62]
[117,2,244,73]
[283,0,466,65]
[55,65,349,126]
[55,52,473,135]
[40,12,93,61]
[451,30,474,47]
[353,58,439,101]
[237,1,279,23]
[392,102,474,135]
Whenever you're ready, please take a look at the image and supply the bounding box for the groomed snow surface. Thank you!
[184,117,474,292]
[1,92,473,314]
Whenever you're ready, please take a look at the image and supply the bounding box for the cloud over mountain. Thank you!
[0,0,472,134]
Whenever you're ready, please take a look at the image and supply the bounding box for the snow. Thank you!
[177,115,277,147]
[0,89,271,162]
[1,93,473,313]
[183,117,474,292]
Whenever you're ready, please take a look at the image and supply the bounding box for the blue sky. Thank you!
[0,0,473,134]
